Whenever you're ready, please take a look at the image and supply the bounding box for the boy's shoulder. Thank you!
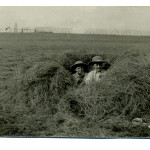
[73,72,78,78]
[101,70,107,75]
[87,70,96,75]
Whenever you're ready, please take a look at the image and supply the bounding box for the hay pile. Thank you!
[1,50,150,137]
[2,58,75,111]
[0,56,75,136]
[54,51,150,137]
[60,51,150,117]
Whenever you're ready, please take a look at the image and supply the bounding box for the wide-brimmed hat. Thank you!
[89,56,106,66]
[70,61,88,73]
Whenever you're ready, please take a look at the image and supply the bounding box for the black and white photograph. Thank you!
[1,6,150,139]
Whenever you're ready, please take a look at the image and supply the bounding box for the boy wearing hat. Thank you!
[85,56,108,84]
[71,61,88,86]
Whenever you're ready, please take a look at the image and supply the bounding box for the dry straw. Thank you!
[1,50,150,137]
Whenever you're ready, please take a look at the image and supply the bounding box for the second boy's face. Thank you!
[75,66,84,74]
[93,63,105,72]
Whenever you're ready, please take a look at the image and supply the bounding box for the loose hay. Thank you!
[1,50,150,137]
[55,51,150,137]
[4,60,74,112]
[0,58,75,136]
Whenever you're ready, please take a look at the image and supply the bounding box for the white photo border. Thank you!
[0,0,150,150]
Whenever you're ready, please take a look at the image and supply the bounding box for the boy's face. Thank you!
[93,62,105,72]
[75,66,84,74]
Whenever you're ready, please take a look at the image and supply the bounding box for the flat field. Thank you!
[0,32,150,82]
[1,33,150,137]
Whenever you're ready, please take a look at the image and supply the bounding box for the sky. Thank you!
[0,6,150,33]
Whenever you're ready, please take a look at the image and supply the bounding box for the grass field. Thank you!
[1,33,150,137]
[0,33,149,82]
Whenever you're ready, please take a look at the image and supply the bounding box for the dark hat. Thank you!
[70,61,88,73]
[89,56,106,66]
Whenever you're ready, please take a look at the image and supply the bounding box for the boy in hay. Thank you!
[85,56,109,84]
[71,61,88,86]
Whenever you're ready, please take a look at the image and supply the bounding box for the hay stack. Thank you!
[1,59,74,116]
[1,51,150,137]
[58,51,150,121]
[53,51,150,137]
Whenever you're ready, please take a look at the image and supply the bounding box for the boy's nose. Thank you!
[79,69,82,72]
